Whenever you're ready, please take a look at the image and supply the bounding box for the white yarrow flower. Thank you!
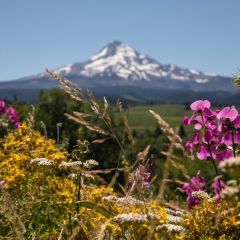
[30,158,53,166]
[113,213,161,224]
[83,159,99,169]
[59,161,83,168]
[192,190,209,199]
[219,157,240,171]
[167,215,182,223]
[157,224,185,232]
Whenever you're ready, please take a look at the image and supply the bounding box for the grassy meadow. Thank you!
[127,104,189,131]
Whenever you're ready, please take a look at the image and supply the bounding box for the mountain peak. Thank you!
[90,40,137,61]
[52,40,220,84]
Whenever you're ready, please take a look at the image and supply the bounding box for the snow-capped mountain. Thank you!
[52,40,218,84]
[0,40,236,102]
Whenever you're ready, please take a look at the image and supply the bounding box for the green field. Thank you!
[127,104,190,131]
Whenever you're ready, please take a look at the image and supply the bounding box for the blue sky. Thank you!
[0,0,240,81]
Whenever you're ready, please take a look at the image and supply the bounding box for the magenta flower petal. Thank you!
[233,115,240,128]
[217,107,238,122]
[0,100,6,112]
[197,146,209,160]
[185,141,194,150]
[215,149,233,161]
[190,100,211,112]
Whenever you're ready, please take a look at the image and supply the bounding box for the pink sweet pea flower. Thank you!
[197,146,210,160]
[215,149,233,162]
[224,131,240,145]
[233,115,240,128]
[217,107,238,122]
[0,100,5,113]
[182,176,206,209]
[194,115,207,130]
[212,178,226,203]
[190,100,211,112]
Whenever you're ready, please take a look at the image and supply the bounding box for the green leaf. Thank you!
[75,201,115,218]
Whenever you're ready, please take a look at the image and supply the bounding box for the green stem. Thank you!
[231,122,236,157]
[206,139,222,191]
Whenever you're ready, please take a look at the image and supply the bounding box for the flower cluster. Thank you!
[127,164,151,194]
[184,100,240,161]
[182,176,206,209]
[212,178,226,202]
[0,100,20,129]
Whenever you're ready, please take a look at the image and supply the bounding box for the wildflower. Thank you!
[0,100,6,112]
[217,107,238,122]
[83,159,99,169]
[157,224,185,233]
[221,186,240,199]
[113,213,161,224]
[184,100,240,163]
[0,180,6,189]
[128,164,151,193]
[182,176,206,209]
[212,178,226,202]
[190,100,211,112]
[59,161,83,168]
[30,158,53,166]
[218,156,240,171]
[191,190,209,199]
[0,100,20,129]
[167,215,182,224]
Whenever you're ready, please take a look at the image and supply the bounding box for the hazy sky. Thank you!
[0,0,240,81]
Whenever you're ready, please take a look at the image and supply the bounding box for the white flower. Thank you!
[221,186,240,199]
[167,215,182,223]
[157,224,185,232]
[113,213,161,224]
[59,161,83,168]
[68,173,78,179]
[83,159,99,169]
[102,196,144,205]
[219,157,240,171]
[164,207,185,217]
[30,158,53,166]
[192,190,209,199]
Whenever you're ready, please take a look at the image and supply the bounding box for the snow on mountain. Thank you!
[52,40,214,84]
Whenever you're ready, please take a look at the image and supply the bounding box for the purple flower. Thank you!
[217,107,238,122]
[182,176,206,209]
[233,115,240,128]
[190,100,211,112]
[184,100,240,163]
[128,164,151,193]
[0,100,6,113]
[212,178,226,203]
[0,180,6,189]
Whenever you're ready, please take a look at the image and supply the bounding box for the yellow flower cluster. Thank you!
[183,199,240,239]
[0,124,179,239]
[0,123,67,187]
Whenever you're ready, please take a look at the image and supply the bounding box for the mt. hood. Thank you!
[0,40,236,102]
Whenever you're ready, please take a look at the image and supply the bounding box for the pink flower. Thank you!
[0,100,5,112]
[212,178,226,203]
[182,176,206,209]
[190,100,211,112]
[233,115,240,128]
[215,149,233,162]
[197,146,210,160]
[217,107,238,122]
[224,131,240,145]
[0,180,6,189]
